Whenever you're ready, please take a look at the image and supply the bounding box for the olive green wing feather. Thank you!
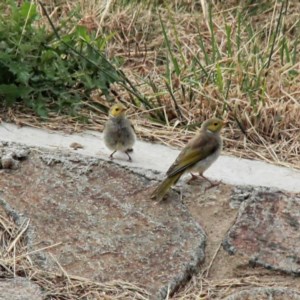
[166,133,220,177]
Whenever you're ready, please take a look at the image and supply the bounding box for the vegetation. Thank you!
[0,2,299,299]
[0,0,126,118]
[0,0,299,168]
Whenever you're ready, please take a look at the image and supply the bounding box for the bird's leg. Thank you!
[125,150,132,162]
[199,173,221,190]
[190,173,199,180]
[109,150,116,160]
[187,173,199,184]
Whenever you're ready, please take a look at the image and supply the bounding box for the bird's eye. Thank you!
[115,108,119,111]
[214,122,218,126]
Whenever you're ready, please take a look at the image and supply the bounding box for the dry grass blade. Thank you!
[6,219,30,254]
[1,0,299,170]
[173,274,297,300]
[1,2,300,297]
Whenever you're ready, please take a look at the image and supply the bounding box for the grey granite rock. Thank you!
[0,278,42,300]
[0,144,30,169]
[224,188,300,274]
[0,146,207,299]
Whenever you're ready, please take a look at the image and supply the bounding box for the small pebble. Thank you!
[1,154,19,169]
[70,142,84,150]
[13,148,30,160]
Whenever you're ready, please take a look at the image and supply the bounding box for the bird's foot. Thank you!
[187,173,200,185]
[193,173,222,191]
[125,150,132,162]
[204,180,221,191]
[187,173,221,190]
[109,150,116,160]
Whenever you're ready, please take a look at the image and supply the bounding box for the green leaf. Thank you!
[0,84,32,103]
[158,13,180,76]
[76,26,91,43]
[215,63,224,94]
[20,2,37,20]
[8,62,31,84]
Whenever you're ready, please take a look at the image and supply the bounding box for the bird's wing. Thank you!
[122,117,135,133]
[166,132,220,177]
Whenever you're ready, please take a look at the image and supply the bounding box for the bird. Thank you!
[103,103,136,161]
[151,118,224,201]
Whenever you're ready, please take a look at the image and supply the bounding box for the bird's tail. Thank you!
[150,174,181,201]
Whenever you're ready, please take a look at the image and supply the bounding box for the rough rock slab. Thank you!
[0,144,206,299]
[223,188,300,274]
[0,278,42,300]
[224,287,300,300]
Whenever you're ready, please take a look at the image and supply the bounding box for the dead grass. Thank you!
[1,0,299,170]
[173,275,293,299]
[0,2,300,296]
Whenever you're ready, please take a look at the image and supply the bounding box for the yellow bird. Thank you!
[103,103,136,161]
[151,118,224,201]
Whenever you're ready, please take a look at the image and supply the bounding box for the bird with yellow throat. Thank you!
[103,103,136,161]
[151,118,225,201]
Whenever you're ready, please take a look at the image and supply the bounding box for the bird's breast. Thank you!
[190,146,221,174]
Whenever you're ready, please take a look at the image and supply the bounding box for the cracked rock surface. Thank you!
[0,144,206,299]
[2,142,300,298]
[223,188,300,274]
